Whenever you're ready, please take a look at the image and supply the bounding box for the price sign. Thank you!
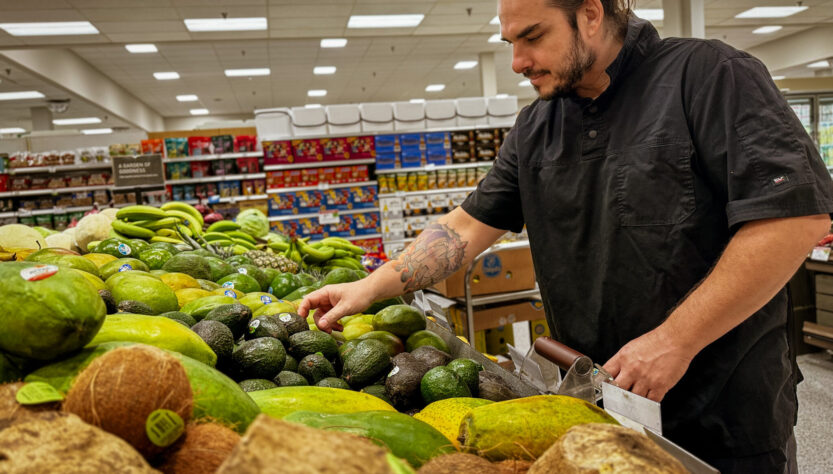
[113,154,164,188]
[811,247,831,262]
[319,211,340,225]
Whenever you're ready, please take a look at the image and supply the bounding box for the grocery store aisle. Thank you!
[795,352,833,474]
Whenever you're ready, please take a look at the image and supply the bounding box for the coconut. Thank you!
[0,382,61,429]
[418,453,503,474]
[495,459,534,474]
[156,422,240,474]
[63,344,193,459]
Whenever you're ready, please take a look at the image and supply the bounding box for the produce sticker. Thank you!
[279,313,293,323]
[238,268,248,275]
[388,366,400,378]
[118,243,132,256]
[260,295,273,305]
[15,382,64,405]
[19,264,59,282]
[224,290,237,299]
[249,319,262,333]
[146,409,185,448]
[119,264,133,272]
[222,281,235,288]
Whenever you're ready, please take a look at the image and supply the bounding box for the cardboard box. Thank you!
[485,326,513,356]
[530,318,551,342]
[433,247,536,298]
[448,299,545,335]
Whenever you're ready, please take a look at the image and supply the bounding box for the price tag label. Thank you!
[319,211,340,225]
[145,409,185,448]
[395,191,406,198]
[317,182,331,191]
[424,164,437,172]
[811,247,831,262]
[15,382,64,405]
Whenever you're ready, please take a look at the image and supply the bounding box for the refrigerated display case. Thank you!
[819,96,833,166]
[786,92,833,170]
[788,96,815,139]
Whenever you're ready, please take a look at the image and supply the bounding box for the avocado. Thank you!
[420,366,471,404]
[363,296,405,315]
[232,337,286,381]
[405,330,450,353]
[162,254,212,280]
[270,273,302,299]
[410,345,452,370]
[191,319,234,363]
[338,339,361,360]
[282,285,319,302]
[235,264,270,292]
[276,312,310,336]
[298,353,337,384]
[341,339,392,388]
[316,377,351,390]
[372,305,426,338]
[197,279,220,291]
[385,352,430,410]
[238,378,278,392]
[477,371,518,402]
[205,256,236,282]
[204,303,253,339]
[98,289,117,314]
[217,273,261,294]
[288,331,339,361]
[225,255,254,267]
[274,370,309,387]
[116,300,155,315]
[246,315,290,344]
[294,272,317,287]
[282,354,298,372]
[357,331,404,357]
[160,311,197,328]
[360,385,392,405]
[446,358,483,396]
[322,267,359,286]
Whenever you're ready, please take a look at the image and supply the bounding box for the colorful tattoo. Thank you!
[393,223,468,292]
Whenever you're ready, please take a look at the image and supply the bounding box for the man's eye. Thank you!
[527,35,542,43]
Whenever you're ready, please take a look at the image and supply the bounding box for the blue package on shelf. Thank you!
[399,133,422,148]
[323,188,353,211]
[375,151,397,170]
[424,132,449,148]
[353,211,381,235]
[268,192,298,216]
[400,146,423,168]
[375,134,397,151]
[296,190,324,214]
[426,147,449,165]
[325,214,354,238]
[350,185,378,209]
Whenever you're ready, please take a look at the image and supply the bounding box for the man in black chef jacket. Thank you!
[300,0,833,471]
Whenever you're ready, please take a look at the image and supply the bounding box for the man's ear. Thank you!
[577,0,605,39]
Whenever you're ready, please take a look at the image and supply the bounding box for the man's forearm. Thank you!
[659,214,830,355]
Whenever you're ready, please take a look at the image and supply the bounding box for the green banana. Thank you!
[203,232,232,242]
[232,245,249,255]
[268,241,290,252]
[116,205,167,222]
[231,238,256,250]
[176,224,193,238]
[139,217,182,230]
[297,239,335,263]
[206,220,241,233]
[156,228,178,238]
[328,257,365,271]
[164,210,202,236]
[225,230,256,244]
[111,220,156,239]
[320,237,365,255]
[150,236,184,244]
[160,202,204,227]
[332,249,352,258]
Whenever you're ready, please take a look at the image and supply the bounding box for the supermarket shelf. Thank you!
[185,194,269,205]
[1,185,111,198]
[446,285,541,307]
[378,186,476,198]
[0,211,15,218]
[267,180,377,194]
[165,173,266,185]
[263,158,375,172]
[259,123,511,141]
[162,151,261,163]
[7,163,112,175]
[308,233,382,242]
[268,207,380,222]
[383,238,416,245]
[7,205,96,218]
[375,162,494,174]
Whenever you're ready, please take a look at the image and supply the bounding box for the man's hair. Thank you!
[547,0,632,39]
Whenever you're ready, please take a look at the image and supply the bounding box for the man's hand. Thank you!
[297,282,375,333]
[602,328,694,402]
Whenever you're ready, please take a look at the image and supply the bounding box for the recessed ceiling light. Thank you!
[771,75,786,80]
[125,44,157,53]
[410,98,425,104]
[176,95,199,102]
[347,14,424,28]
[308,89,327,97]
[634,9,664,21]
[184,18,267,32]
[305,104,322,108]
[519,79,532,87]
[190,109,209,115]
[321,38,347,48]
[0,91,45,101]
[490,16,500,25]
[735,6,808,19]
[0,21,99,36]
[154,71,180,80]
[313,66,337,75]
[808,60,830,69]
[0,128,26,134]
[53,117,101,126]
[753,25,783,34]
[425,84,445,92]
[488,33,503,44]
[81,128,113,135]
[224,68,270,77]
[496,93,509,99]
[454,61,478,70]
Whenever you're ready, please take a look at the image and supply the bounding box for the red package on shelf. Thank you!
[346,136,376,159]
[263,140,294,164]
[285,170,303,188]
[301,168,320,186]
[141,139,164,154]
[334,166,352,184]
[266,171,284,189]
[292,139,323,163]
[352,165,369,182]
[190,161,211,178]
[236,158,260,174]
[235,135,258,152]
[0,175,8,192]
[188,136,213,156]
[320,167,336,184]
[321,137,350,161]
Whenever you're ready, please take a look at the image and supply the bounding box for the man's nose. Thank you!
[512,45,532,75]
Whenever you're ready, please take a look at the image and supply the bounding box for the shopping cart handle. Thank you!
[533,337,588,371]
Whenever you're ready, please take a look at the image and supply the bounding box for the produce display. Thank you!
[0,201,690,473]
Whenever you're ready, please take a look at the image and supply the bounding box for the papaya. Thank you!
[284,410,456,468]
[458,395,619,461]
[25,248,101,278]
[413,398,493,448]
[249,386,395,419]
[25,342,259,433]
[180,295,237,321]
[85,313,217,366]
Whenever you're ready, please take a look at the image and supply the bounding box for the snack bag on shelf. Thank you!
[47,176,66,189]
[125,143,142,155]
[212,135,234,154]
[254,179,266,195]
[0,175,8,193]
[234,135,258,152]
[77,148,94,164]
[60,151,76,165]
[165,137,189,158]
[183,185,196,201]
[236,157,259,173]
[141,139,164,155]
[190,161,211,178]
[242,179,255,196]
[188,136,213,156]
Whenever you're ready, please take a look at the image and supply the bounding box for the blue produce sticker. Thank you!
[224,290,237,299]
[119,264,133,272]
[237,267,248,275]
[260,295,273,305]
[482,254,502,278]
[222,281,235,288]
[267,286,273,294]
[117,243,132,256]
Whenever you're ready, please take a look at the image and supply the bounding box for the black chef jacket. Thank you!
[462,17,833,459]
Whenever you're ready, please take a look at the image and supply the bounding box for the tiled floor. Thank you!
[796,351,833,474]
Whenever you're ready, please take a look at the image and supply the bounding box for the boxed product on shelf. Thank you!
[530,318,551,343]
[190,161,211,178]
[18,214,35,226]
[319,167,336,184]
[301,168,320,186]
[375,135,397,153]
[10,177,28,191]
[333,166,352,184]
[403,194,427,216]
[400,148,423,168]
[188,136,213,156]
[382,217,405,242]
[219,181,241,197]
[73,192,93,207]
[428,193,451,214]
[112,192,136,205]
[236,157,260,173]
[266,171,282,189]
[234,135,258,152]
[210,159,227,176]
[268,192,298,216]
[321,137,350,161]
[141,139,165,155]
[379,196,403,219]
[404,215,428,238]
[253,179,266,195]
[34,213,53,229]
[263,140,294,164]
[376,151,397,170]
[171,186,184,201]
[449,191,469,207]
[425,132,450,148]
[324,188,352,211]
[285,169,303,187]
[351,185,377,209]
[346,136,375,158]
[292,139,323,163]
[299,217,325,239]
[241,180,255,195]
[88,172,109,186]
[183,185,197,201]
[93,189,109,204]
[353,212,380,235]
[212,135,234,154]
[399,133,422,149]
[53,213,68,230]
[325,214,354,238]
[0,198,13,212]
[165,138,189,158]
[426,147,449,165]
[353,165,370,182]
[272,219,302,238]
[0,175,7,192]
[296,190,324,213]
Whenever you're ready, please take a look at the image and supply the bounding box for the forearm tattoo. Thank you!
[393,223,468,292]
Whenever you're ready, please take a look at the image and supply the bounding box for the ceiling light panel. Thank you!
[225,68,270,77]
[0,91,45,101]
[125,44,157,53]
[81,128,112,135]
[0,21,99,36]
[190,109,209,115]
[154,72,180,80]
[488,33,503,44]
[0,128,26,134]
[176,95,198,102]
[53,117,101,125]
[347,15,424,28]
[808,60,830,68]
[735,7,808,19]
[313,66,337,75]
[184,18,267,32]
[753,26,782,34]
[321,38,347,48]
[454,61,478,70]
[425,84,445,92]
[308,90,327,97]
[634,9,664,21]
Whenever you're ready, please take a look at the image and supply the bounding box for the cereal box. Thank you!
[351,185,378,210]
[346,136,375,158]
[292,139,323,163]
[321,137,350,161]
[263,140,294,164]
[269,192,297,216]
[324,188,352,211]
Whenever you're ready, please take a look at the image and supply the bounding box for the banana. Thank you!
[175,224,193,238]
[297,239,335,263]
[232,245,249,255]
[206,220,241,233]
[156,228,179,238]
[332,249,352,258]
[150,236,184,244]
[111,220,156,239]
[327,257,365,271]
[320,238,365,255]
[139,217,182,230]
[164,210,203,236]
[204,232,234,242]
[160,202,204,227]
[231,238,256,250]
[225,230,256,244]
[268,241,290,252]
[116,205,167,222]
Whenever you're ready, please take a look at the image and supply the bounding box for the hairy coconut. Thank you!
[63,344,193,459]
[418,453,502,474]
[156,422,240,474]
[0,382,61,430]
[495,459,534,474]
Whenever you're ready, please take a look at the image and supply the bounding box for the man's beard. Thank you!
[532,29,596,100]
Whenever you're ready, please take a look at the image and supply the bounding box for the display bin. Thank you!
[326,104,362,135]
[291,106,328,137]
[425,100,457,129]
[360,102,394,132]
[456,97,489,127]
[254,107,292,140]
[393,101,426,130]
[487,96,519,126]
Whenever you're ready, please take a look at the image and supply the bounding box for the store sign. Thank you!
[113,154,164,188]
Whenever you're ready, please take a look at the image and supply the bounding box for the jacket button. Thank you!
[588,130,598,139]
[589,106,598,114]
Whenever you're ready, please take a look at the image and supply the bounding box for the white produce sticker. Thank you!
[279,313,293,323]
[222,281,235,288]
[388,366,400,378]
[261,296,273,304]
[238,268,248,275]
[224,290,237,299]
[20,265,59,282]
[117,243,131,256]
